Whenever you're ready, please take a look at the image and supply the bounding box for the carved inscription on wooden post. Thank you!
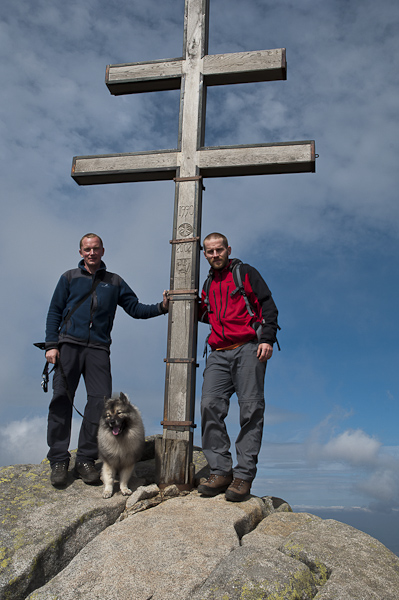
[160,181,202,489]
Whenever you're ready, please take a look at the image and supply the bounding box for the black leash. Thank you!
[56,356,99,426]
[41,361,55,393]
[55,357,85,422]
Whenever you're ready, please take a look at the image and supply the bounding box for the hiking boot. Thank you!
[225,478,251,502]
[50,461,69,487]
[73,461,101,484]
[198,473,233,497]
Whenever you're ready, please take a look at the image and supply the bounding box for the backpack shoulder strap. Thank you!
[201,268,214,317]
[230,260,282,350]
[230,259,254,317]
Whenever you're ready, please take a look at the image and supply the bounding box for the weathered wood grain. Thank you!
[72,150,178,184]
[106,48,286,96]
[199,142,315,176]
[106,59,183,95]
[203,48,286,85]
[72,142,315,184]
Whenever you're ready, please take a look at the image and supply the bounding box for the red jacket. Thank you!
[199,259,278,351]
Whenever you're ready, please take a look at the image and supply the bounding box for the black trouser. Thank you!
[47,343,112,465]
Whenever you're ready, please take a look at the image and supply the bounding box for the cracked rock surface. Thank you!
[2,450,399,600]
[0,457,127,600]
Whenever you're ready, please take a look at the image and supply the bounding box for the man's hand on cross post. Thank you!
[162,290,170,312]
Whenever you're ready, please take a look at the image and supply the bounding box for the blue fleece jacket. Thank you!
[45,260,164,350]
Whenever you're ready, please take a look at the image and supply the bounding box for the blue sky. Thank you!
[1,0,398,553]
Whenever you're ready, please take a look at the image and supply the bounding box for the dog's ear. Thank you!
[120,392,129,403]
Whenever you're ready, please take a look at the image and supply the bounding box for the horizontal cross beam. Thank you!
[71,141,315,185]
[105,49,286,96]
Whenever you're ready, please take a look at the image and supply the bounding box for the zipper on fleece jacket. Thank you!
[88,275,98,341]
[214,280,231,343]
[222,283,231,342]
[213,288,223,340]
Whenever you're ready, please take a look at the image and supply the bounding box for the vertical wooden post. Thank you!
[156,0,208,489]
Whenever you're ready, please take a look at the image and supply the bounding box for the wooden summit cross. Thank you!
[71,0,315,489]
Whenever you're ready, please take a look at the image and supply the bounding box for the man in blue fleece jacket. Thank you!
[45,233,169,487]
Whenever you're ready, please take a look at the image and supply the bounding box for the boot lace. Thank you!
[230,478,246,490]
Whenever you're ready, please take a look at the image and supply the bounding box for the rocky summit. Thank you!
[1,443,399,600]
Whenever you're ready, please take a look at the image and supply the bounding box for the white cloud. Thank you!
[357,468,399,505]
[322,430,381,467]
[0,417,80,467]
[304,415,399,509]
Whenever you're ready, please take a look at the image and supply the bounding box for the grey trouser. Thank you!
[201,341,266,482]
[47,343,112,465]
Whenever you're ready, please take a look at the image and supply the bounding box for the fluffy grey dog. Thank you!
[97,392,145,499]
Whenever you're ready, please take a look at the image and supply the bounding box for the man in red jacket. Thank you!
[198,232,278,501]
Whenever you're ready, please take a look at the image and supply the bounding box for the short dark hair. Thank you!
[203,232,229,250]
[80,233,103,249]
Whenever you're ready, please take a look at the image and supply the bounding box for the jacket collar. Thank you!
[78,259,107,274]
[211,258,232,279]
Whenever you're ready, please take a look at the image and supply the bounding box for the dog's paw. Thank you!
[120,487,132,496]
[102,487,113,499]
